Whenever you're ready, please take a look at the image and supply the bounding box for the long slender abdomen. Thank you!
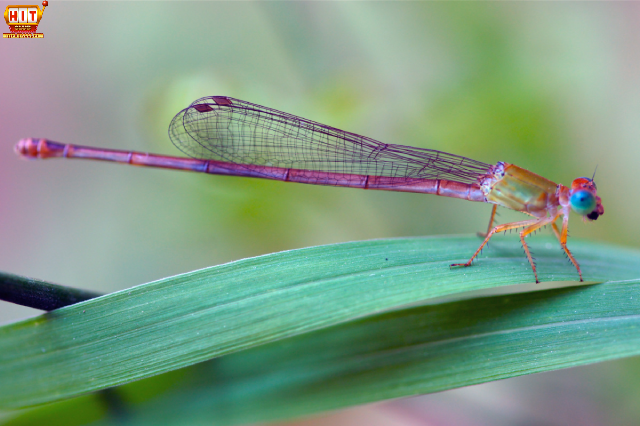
[15,138,486,202]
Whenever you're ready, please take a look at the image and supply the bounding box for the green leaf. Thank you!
[94,278,640,426]
[1,236,638,413]
[7,278,640,426]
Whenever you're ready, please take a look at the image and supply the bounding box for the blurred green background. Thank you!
[1,2,639,425]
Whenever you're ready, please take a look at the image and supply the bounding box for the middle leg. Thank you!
[519,217,556,283]
[478,204,498,238]
[551,215,583,281]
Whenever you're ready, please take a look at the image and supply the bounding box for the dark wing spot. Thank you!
[212,97,233,106]
[193,104,214,113]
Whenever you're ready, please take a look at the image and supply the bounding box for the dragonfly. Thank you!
[15,96,604,283]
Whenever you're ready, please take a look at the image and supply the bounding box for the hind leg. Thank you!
[451,218,538,270]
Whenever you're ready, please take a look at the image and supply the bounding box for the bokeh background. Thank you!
[1,2,640,425]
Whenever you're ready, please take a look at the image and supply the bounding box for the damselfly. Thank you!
[15,96,604,283]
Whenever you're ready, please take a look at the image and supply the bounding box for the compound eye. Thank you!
[570,190,596,216]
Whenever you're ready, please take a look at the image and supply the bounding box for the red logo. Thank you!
[3,1,48,38]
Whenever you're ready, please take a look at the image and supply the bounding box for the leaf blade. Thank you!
[106,279,640,426]
[0,236,638,409]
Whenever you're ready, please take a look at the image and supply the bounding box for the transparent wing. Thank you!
[168,96,491,184]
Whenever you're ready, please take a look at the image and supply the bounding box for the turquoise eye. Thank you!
[570,190,596,215]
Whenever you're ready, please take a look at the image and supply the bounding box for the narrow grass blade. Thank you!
[109,279,640,426]
[6,279,640,426]
[0,236,638,409]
